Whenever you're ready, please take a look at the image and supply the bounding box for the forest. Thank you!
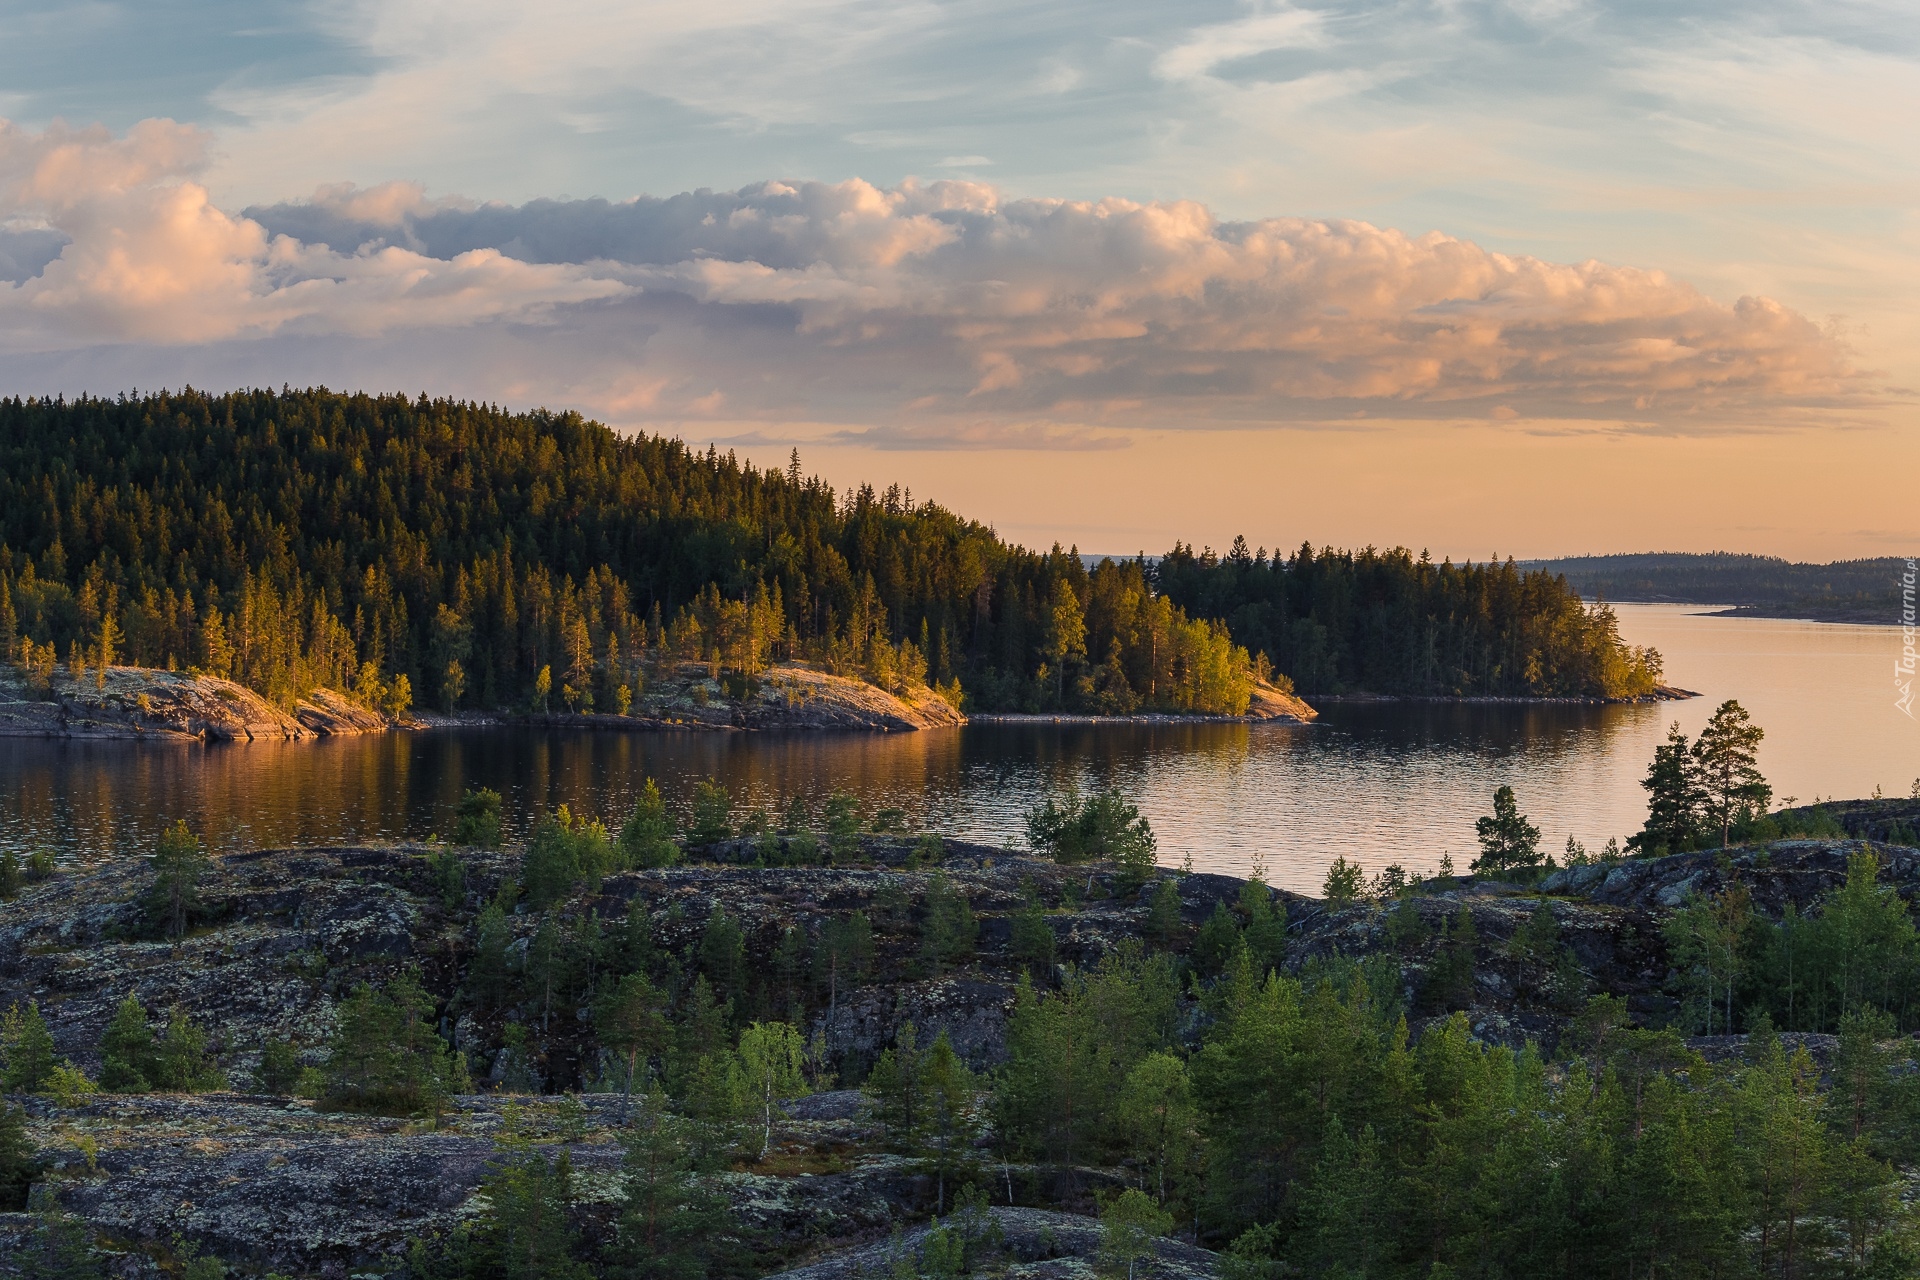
[0,389,1651,715]
[1155,539,1666,698]
[7,786,1920,1280]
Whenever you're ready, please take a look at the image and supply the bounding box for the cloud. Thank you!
[0,119,1873,436]
[0,119,625,348]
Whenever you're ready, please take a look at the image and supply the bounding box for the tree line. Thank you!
[0,389,1264,716]
[1155,538,1665,698]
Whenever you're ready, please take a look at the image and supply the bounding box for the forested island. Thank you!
[0,389,1667,726]
[1532,551,1908,625]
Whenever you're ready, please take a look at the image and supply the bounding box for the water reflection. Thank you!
[3,605,1915,894]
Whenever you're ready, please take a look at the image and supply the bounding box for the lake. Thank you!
[2,604,1915,894]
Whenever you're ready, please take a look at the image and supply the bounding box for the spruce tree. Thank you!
[617,780,679,869]
[97,995,155,1092]
[595,973,669,1102]
[920,873,977,975]
[1,1001,57,1093]
[0,1100,36,1210]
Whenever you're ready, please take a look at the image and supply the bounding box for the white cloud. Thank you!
[0,119,626,348]
[0,119,1874,435]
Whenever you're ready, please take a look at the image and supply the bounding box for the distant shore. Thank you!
[1309,684,1698,706]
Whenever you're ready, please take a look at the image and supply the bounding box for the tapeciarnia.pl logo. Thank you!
[1899,559,1917,718]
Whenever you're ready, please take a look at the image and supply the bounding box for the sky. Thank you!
[0,0,1915,560]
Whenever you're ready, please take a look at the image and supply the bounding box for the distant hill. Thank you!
[1527,552,1910,623]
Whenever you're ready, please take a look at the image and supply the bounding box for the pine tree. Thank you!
[611,1088,732,1280]
[1631,723,1704,854]
[1472,785,1542,878]
[686,779,733,850]
[697,908,749,1004]
[918,1030,979,1212]
[1144,878,1185,950]
[1692,699,1770,847]
[596,973,669,1102]
[483,1113,591,1280]
[144,820,209,941]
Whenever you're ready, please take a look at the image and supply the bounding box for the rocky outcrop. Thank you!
[0,667,398,741]
[968,678,1316,726]
[767,1206,1222,1280]
[4,832,1913,1273]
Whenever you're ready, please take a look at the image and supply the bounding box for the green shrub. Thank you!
[1024,790,1157,886]
[253,1039,305,1095]
[451,787,504,848]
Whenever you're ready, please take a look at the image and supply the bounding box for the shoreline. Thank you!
[1308,684,1699,705]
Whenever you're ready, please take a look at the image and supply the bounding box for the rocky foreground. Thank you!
[3,832,1917,1275]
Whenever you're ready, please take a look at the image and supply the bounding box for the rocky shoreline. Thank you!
[4,827,1918,1274]
[0,668,397,742]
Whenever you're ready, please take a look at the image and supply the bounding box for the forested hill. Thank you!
[1529,551,1907,623]
[0,389,1258,716]
[1155,539,1665,698]
[0,389,1658,714]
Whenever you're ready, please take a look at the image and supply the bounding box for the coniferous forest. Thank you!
[0,389,1656,716]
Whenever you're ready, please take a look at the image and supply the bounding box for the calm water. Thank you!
[2,605,1915,894]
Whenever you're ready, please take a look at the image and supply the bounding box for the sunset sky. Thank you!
[1,0,1914,560]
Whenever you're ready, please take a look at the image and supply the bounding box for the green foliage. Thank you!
[815,911,874,1010]
[1193,903,1243,978]
[698,908,749,1005]
[522,806,614,908]
[595,973,670,1099]
[142,820,209,940]
[617,780,680,870]
[1097,1188,1173,1280]
[1116,1051,1198,1210]
[1421,907,1479,1013]
[16,1188,105,1280]
[1144,878,1185,950]
[736,1021,809,1158]
[1472,785,1542,878]
[0,850,20,900]
[1320,856,1362,909]
[1156,542,1663,698]
[1693,699,1771,846]
[823,792,863,863]
[98,994,155,1092]
[993,948,1179,1188]
[1,1000,58,1093]
[609,1088,733,1280]
[320,970,468,1116]
[0,1101,37,1211]
[453,787,504,848]
[1237,881,1287,975]
[1024,790,1156,882]
[426,847,466,908]
[253,1038,304,1096]
[1755,850,1920,1032]
[920,873,977,975]
[1010,890,1058,980]
[1631,703,1771,854]
[97,998,221,1092]
[686,779,733,850]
